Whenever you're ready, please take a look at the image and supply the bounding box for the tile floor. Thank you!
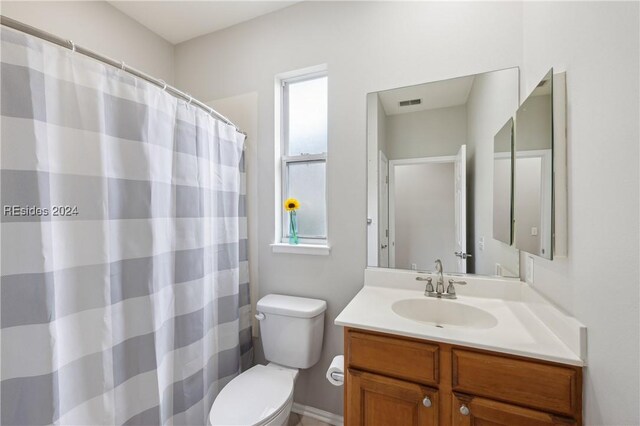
[287,412,333,426]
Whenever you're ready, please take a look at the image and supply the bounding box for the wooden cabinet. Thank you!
[347,369,439,425]
[344,327,582,426]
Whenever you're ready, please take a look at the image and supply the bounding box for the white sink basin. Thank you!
[392,298,498,329]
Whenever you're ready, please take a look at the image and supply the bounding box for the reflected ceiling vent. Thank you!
[537,79,549,88]
[399,98,421,107]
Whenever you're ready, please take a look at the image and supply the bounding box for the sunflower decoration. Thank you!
[284,198,300,212]
[284,198,300,244]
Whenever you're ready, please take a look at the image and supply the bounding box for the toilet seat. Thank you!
[209,365,296,426]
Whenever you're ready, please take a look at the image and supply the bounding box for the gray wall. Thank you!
[385,105,467,160]
[175,1,524,415]
[516,94,552,151]
[0,1,175,83]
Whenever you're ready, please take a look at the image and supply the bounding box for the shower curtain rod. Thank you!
[0,15,245,135]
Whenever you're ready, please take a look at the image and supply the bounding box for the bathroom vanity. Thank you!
[343,329,581,425]
[335,269,586,426]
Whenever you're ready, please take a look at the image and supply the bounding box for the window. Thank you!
[280,71,328,244]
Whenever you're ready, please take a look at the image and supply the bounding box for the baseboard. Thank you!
[291,402,344,426]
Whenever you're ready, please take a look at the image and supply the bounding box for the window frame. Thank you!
[279,71,328,245]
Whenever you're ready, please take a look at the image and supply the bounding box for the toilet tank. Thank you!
[256,294,327,369]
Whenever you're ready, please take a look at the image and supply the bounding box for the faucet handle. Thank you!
[417,276,434,294]
[426,277,434,293]
[446,279,467,295]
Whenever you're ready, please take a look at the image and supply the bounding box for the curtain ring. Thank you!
[158,80,167,91]
[68,40,76,52]
[120,61,126,71]
[187,94,193,105]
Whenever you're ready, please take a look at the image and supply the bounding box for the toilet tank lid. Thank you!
[257,294,327,318]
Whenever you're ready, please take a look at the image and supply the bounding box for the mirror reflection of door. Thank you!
[378,152,389,267]
[388,149,464,272]
[454,145,467,273]
[366,67,520,276]
[514,150,552,257]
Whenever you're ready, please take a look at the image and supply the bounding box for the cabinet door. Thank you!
[451,393,577,426]
[346,368,438,426]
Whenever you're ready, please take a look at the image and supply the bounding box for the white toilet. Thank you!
[209,294,327,426]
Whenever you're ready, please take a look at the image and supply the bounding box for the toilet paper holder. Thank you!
[326,355,344,386]
[330,371,344,382]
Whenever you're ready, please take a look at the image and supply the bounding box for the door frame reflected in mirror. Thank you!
[385,146,466,273]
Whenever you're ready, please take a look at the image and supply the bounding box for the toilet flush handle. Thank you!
[255,312,266,321]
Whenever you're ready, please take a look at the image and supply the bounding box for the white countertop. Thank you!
[335,268,586,366]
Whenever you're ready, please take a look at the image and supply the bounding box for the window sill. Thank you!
[270,243,331,256]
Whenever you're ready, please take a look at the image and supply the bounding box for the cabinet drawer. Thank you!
[452,393,576,426]
[452,349,580,417]
[347,330,439,385]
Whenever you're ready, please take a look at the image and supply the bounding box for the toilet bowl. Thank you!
[209,364,298,426]
[209,294,327,426]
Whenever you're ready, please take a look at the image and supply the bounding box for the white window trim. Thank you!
[274,65,329,253]
[270,242,331,256]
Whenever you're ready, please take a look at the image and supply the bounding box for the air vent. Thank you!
[399,98,421,107]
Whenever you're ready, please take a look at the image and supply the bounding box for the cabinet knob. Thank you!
[459,404,470,416]
[422,396,432,408]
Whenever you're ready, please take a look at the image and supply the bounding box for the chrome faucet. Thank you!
[434,259,445,294]
[416,259,467,299]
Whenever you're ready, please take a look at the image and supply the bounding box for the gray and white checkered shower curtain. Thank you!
[0,26,252,425]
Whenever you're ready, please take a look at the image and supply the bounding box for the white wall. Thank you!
[385,105,467,160]
[393,162,456,270]
[521,2,639,424]
[175,1,523,415]
[0,1,174,83]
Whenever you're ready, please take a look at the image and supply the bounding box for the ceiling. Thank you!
[108,1,301,44]
[378,75,475,116]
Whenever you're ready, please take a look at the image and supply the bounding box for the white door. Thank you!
[454,145,467,273]
[378,152,389,267]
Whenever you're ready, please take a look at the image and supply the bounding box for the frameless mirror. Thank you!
[367,67,520,277]
[493,118,514,245]
[514,69,553,259]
